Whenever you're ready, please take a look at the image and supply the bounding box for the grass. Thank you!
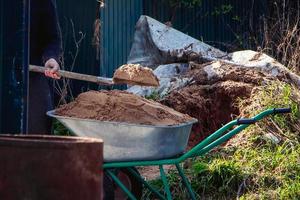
[143,81,300,199]
[52,119,73,136]
[145,91,161,101]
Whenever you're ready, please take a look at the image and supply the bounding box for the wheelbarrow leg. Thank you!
[106,169,137,200]
[176,164,196,200]
[159,165,173,200]
[127,167,166,200]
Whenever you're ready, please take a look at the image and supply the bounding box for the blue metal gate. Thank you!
[100,0,143,78]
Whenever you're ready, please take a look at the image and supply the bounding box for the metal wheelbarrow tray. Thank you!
[47,111,198,162]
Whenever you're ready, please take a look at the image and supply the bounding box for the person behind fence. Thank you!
[29,0,62,134]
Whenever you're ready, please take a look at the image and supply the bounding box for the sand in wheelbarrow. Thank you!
[55,90,194,126]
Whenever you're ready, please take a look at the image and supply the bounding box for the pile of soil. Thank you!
[161,62,274,148]
[113,64,160,87]
[55,90,194,126]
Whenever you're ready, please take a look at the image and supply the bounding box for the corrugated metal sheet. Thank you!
[56,0,99,94]
[100,0,143,77]
[143,0,267,51]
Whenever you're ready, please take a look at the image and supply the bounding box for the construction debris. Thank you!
[127,15,227,68]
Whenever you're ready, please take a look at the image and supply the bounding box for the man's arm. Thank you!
[42,0,63,79]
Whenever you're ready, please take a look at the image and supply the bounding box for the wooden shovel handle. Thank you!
[29,65,113,85]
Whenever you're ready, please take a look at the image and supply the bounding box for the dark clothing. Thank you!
[28,74,54,134]
[29,0,62,134]
[30,0,62,64]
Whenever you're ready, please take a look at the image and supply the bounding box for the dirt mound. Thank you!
[162,81,253,147]
[161,62,273,148]
[55,90,194,126]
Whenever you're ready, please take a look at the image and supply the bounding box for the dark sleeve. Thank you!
[42,0,63,64]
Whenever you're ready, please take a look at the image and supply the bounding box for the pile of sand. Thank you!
[55,90,194,126]
[113,64,160,87]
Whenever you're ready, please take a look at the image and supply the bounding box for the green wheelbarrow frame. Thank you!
[103,108,291,200]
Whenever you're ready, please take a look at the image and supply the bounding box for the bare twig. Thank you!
[236,178,247,199]
[259,0,300,73]
[54,19,85,105]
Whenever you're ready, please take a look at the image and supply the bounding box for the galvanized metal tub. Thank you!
[47,111,197,162]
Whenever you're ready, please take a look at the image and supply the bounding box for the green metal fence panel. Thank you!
[56,0,99,95]
[100,0,143,77]
[0,0,29,133]
[143,0,267,51]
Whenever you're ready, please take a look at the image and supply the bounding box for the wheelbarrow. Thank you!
[48,107,291,200]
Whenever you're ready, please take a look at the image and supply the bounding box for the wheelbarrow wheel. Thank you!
[114,168,143,200]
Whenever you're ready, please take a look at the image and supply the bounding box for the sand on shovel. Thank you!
[55,90,194,126]
[113,64,160,87]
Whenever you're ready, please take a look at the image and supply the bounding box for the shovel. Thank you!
[29,64,160,87]
[29,65,114,85]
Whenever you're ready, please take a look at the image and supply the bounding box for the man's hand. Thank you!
[44,58,61,79]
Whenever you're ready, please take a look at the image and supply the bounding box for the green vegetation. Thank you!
[165,0,203,7]
[211,4,233,16]
[52,119,73,136]
[145,91,161,101]
[144,82,300,199]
